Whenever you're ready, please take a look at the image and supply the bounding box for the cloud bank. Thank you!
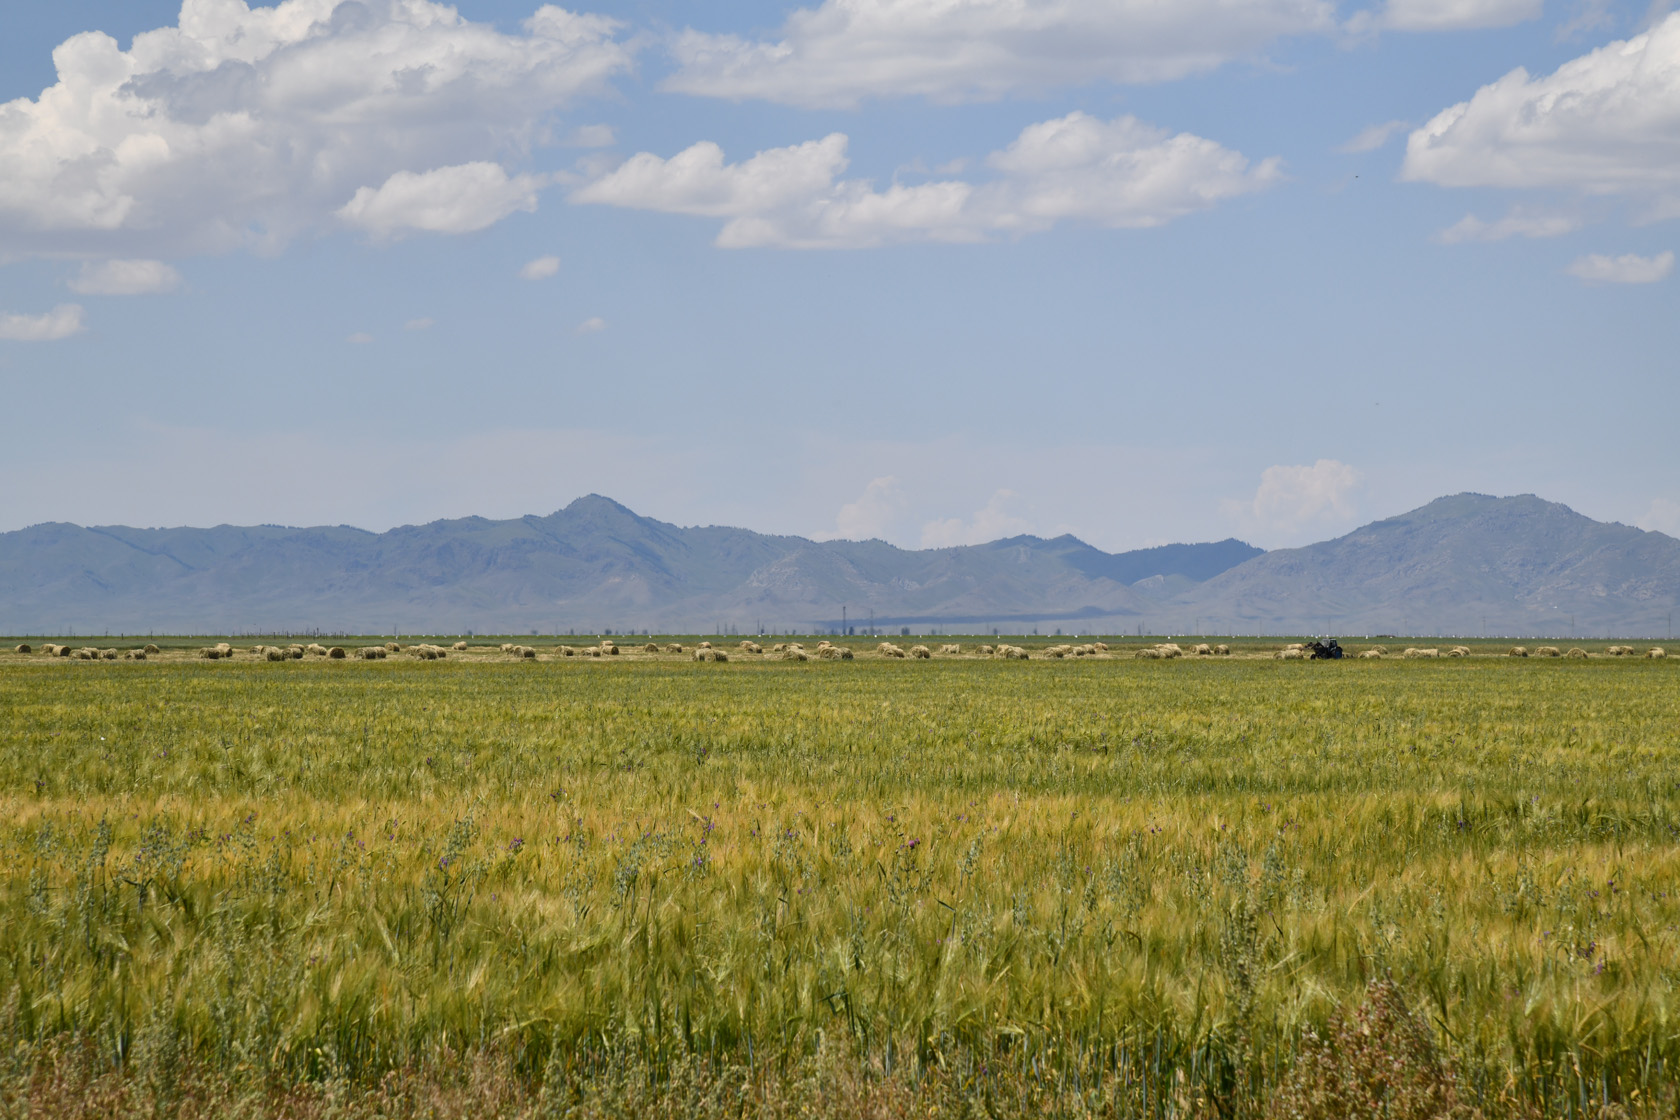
[1347,0,1542,33]
[572,113,1281,248]
[663,0,1334,107]
[0,0,629,259]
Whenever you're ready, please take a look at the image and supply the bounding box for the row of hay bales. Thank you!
[1141,642,1229,659]
[28,642,162,659]
[1506,645,1666,659]
[1044,643,1105,659]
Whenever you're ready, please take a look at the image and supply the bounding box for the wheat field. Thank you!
[1,643,1676,1117]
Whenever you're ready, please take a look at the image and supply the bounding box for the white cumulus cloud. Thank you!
[835,476,907,540]
[337,163,542,237]
[1433,207,1582,242]
[1223,459,1362,538]
[0,305,86,342]
[68,258,182,294]
[1347,0,1541,32]
[1566,250,1674,282]
[1402,13,1680,209]
[521,254,562,279]
[921,490,1033,547]
[1640,497,1680,537]
[663,0,1334,107]
[1339,120,1410,153]
[571,113,1280,248]
[0,0,629,259]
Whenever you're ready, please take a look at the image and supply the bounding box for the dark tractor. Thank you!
[1305,638,1343,660]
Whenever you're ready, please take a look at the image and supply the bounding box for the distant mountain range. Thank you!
[2,493,1675,637]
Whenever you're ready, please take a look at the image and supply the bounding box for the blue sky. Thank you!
[1,0,1676,552]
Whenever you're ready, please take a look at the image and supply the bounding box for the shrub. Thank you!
[1268,978,1472,1120]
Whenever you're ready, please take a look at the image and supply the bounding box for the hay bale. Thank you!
[694,648,729,662]
[780,648,809,661]
[1402,648,1439,659]
[910,645,932,659]
[1647,647,1666,659]
[328,647,346,659]
[74,648,96,660]
[1276,648,1306,660]
[453,641,469,652]
[1191,643,1213,656]
[500,643,514,652]
[879,643,907,658]
[357,646,385,660]
[1156,644,1183,659]
[1606,645,1637,657]
[199,647,221,660]
[1043,644,1073,659]
[1507,646,1528,657]
[308,644,330,656]
[215,643,232,656]
[1135,647,1164,659]
[288,646,306,659]
[1566,647,1588,659]
[1358,650,1383,659]
[557,646,575,657]
[101,648,119,660]
[664,644,684,654]
[940,644,962,655]
[699,641,712,650]
[385,642,400,652]
[817,645,853,660]
[977,644,995,654]
[265,648,288,662]
[1214,644,1231,655]
[125,649,146,660]
[740,641,763,653]
[1534,646,1562,658]
[1445,646,1471,658]
[14,644,30,654]
[1093,642,1109,651]
[1002,645,1029,659]
[601,642,619,655]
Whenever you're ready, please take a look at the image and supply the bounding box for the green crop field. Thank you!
[1,641,1677,1118]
